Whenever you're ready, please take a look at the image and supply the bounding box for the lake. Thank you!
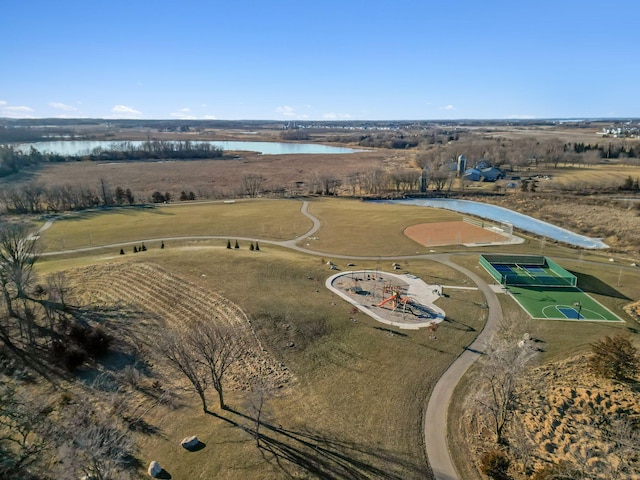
[16,140,363,156]
[373,198,609,249]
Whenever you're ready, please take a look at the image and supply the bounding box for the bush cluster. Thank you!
[50,325,113,372]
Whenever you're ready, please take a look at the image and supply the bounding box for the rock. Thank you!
[148,461,162,477]
[181,435,199,449]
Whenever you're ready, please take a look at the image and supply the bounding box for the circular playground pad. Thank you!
[325,270,445,330]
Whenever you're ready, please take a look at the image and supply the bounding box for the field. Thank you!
[40,199,311,251]
[7,148,394,200]
[27,193,640,479]
[39,243,485,479]
[4,122,640,479]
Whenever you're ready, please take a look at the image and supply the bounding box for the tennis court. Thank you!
[480,254,623,322]
[480,254,578,287]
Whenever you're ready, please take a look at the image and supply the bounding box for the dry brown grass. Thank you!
[7,148,393,200]
[34,245,487,479]
[454,355,640,479]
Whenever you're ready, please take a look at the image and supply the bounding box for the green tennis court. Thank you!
[507,286,623,322]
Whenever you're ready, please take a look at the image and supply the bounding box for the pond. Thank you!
[16,140,363,156]
[373,198,609,249]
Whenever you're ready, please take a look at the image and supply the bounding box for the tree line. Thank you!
[0,180,201,215]
[0,141,224,178]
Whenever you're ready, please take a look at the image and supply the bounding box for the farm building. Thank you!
[463,166,504,182]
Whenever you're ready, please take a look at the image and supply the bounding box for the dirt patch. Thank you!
[404,220,507,247]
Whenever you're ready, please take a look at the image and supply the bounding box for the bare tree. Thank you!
[430,169,454,192]
[357,169,385,195]
[589,334,638,380]
[474,330,538,444]
[0,383,54,479]
[246,378,273,446]
[0,223,39,344]
[241,174,265,198]
[319,173,341,195]
[56,398,135,480]
[187,321,239,411]
[161,327,210,413]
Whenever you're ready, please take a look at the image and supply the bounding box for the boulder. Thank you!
[148,461,162,478]
[181,435,199,449]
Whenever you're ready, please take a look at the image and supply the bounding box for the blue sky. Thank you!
[1,0,638,120]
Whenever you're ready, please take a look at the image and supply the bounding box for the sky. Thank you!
[1,0,639,121]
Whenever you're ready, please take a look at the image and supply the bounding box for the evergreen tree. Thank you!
[227,240,231,249]
[161,241,165,249]
[234,240,239,249]
[133,246,138,253]
[120,248,125,255]
[250,242,254,251]
[255,242,260,251]
[141,243,147,252]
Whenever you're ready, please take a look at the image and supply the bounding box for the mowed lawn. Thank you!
[39,199,312,251]
[302,198,462,256]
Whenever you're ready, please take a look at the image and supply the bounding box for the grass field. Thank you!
[301,198,462,256]
[23,197,640,479]
[39,199,311,251]
[37,245,486,479]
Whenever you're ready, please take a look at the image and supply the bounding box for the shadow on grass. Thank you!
[206,408,427,479]
[570,271,631,300]
[373,326,408,337]
[183,441,206,452]
[439,316,476,332]
[53,204,169,222]
[155,469,172,479]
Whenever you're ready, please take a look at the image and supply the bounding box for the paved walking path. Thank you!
[424,256,503,479]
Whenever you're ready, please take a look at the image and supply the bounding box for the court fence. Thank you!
[479,254,577,287]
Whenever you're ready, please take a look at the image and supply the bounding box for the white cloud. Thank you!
[202,115,217,119]
[0,100,7,106]
[441,104,455,111]
[275,105,297,117]
[49,102,77,112]
[170,108,197,119]
[322,112,352,120]
[170,113,197,119]
[2,105,35,118]
[507,114,536,119]
[111,104,142,118]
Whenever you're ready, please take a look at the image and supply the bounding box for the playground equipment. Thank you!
[377,285,415,314]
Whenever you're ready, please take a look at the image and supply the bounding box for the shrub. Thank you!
[68,324,113,358]
[589,334,639,380]
[51,341,87,372]
[531,461,581,479]
[479,449,511,480]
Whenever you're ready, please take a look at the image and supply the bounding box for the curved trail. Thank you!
[423,256,502,479]
[38,199,628,479]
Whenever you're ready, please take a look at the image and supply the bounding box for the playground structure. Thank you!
[377,284,416,315]
[326,270,446,330]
